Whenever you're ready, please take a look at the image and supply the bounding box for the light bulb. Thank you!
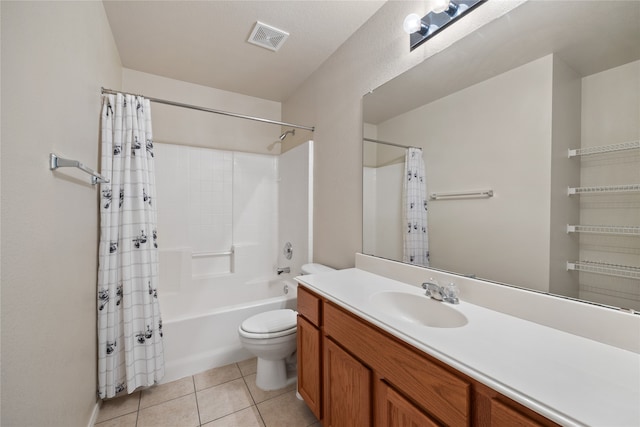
[432,0,451,14]
[403,13,423,34]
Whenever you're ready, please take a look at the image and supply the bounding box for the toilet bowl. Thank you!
[238,263,336,391]
[238,309,298,390]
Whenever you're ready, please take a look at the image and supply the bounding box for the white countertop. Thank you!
[297,268,640,427]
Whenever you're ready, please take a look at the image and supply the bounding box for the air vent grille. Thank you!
[248,21,289,52]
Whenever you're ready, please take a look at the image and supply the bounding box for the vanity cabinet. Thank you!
[297,284,558,426]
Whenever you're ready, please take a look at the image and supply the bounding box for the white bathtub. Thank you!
[159,277,298,383]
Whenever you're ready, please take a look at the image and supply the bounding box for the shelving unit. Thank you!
[567,141,639,280]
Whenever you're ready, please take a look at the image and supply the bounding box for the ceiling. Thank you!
[364,0,640,124]
[103,0,386,102]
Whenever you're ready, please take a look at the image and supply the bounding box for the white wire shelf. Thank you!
[567,261,640,280]
[568,141,640,158]
[567,184,640,195]
[567,225,640,236]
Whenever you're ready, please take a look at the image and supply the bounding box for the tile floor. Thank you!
[95,358,320,427]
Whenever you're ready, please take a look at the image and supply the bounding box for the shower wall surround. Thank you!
[154,143,278,288]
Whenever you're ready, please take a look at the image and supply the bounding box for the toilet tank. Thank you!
[301,263,335,275]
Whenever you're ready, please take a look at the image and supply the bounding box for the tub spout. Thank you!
[277,267,291,275]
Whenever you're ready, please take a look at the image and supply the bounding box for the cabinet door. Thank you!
[491,399,546,427]
[297,316,321,419]
[324,337,372,427]
[376,380,440,427]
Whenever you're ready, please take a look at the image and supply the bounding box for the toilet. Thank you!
[238,263,335,390]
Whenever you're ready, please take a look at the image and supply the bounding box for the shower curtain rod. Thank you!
[101,87,315,132]
[363,137,421,150]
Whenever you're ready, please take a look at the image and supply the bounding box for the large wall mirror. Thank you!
[363,1,640,311]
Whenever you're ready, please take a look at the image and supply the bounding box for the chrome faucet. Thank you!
[276,266,291,275]
[421,281,460,304]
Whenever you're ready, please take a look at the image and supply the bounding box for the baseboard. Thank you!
[87,400,101,427]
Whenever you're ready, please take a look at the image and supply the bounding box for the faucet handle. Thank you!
[444,283,460,304]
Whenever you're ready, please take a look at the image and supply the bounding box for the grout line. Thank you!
[192,375,203,427]
[135,391,141,426]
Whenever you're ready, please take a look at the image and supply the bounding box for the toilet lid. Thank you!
[240,309,297,334]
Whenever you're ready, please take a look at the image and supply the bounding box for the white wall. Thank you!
[1,2,122,425]
[548,56,581,298]
[281,1,525,269]
[122,69,282,155]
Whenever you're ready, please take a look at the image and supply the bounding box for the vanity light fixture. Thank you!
[404,0,485,51]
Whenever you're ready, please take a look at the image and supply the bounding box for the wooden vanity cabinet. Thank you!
[297,284,559,427]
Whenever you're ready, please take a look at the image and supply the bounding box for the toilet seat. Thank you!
[239,309,297,339]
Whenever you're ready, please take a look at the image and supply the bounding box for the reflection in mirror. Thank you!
[363,0,640,311]
[363,138,430,267]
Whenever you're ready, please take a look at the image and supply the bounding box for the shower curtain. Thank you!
[97,93,164,399]
[403,147,429,266]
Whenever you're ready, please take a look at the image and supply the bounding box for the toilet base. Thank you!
[255,357,297,391]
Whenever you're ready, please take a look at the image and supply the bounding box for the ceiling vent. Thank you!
[247,21,289,52]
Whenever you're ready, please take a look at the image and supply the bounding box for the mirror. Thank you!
[363,1,640,311]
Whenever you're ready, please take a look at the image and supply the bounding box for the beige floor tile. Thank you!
[197,378,254,424]
[201,406,265,427]
[238,357,258,376]
[96,392,140,423]
[140,376,195,409]
[94,412,137,427]
[137,393,199,427]
[257,390,318,427]
[194,363,242,391]
[244,373,297,403]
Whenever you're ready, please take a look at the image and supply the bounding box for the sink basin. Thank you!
[369,291,468,328]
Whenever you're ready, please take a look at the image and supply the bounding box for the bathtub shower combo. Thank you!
[154,141,314,384]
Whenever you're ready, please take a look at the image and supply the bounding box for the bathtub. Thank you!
[159,277,298,383]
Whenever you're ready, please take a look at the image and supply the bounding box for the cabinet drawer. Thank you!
[324,302,470,426]
[297,284,321,326]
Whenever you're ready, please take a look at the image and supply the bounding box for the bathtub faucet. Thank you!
[276,266,291,275]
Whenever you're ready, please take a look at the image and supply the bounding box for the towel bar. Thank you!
[50,153,109,185]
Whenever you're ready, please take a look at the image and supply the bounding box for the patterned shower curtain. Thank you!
[97,93,164,399]
[403,147,429,267]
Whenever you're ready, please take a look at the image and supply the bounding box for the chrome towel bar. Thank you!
[50,153,109,185]
[429,189,493,200]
